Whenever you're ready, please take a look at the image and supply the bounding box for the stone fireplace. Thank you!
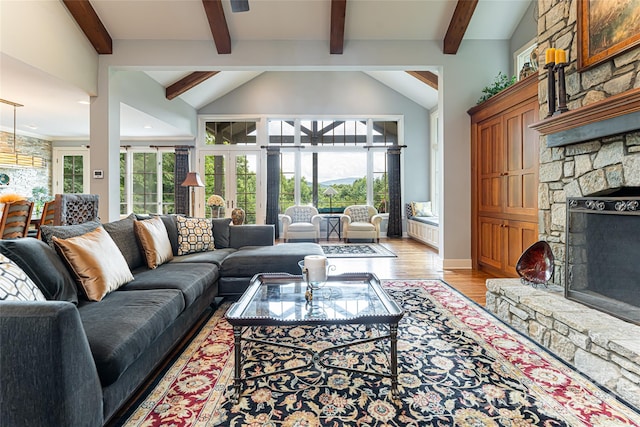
[483,0,640,408]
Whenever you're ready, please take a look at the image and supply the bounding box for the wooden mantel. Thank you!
[530,87,640,136]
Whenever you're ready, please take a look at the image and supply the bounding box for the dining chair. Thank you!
[33,200,57,239]
[54,193,99,226]
[0,200,34,239]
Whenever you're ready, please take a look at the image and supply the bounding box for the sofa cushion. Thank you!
[103,214,145,270]
[133,216,173,269]
[122,262,218,306]
[212,217,232,249]
[0,238,78,304]
[170,248,236,267]
[175,215,215,256]
[0,253,46,301]
[40,220,102,249]
[53,227,134,302]
[221,243,323,277]
[77,289,185,386]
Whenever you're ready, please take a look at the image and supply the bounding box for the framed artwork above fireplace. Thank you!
[577,0,640,70]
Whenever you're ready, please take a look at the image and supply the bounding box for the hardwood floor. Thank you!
[280,237,499,306]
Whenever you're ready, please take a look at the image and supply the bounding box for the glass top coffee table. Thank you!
[225,272,404,402]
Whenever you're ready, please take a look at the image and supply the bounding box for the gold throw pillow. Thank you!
[53,226,134,302]
[133,217,174,269]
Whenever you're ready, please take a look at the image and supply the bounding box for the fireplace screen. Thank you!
[566,196,640,325]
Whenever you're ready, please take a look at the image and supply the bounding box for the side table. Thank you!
[325,215,342,240]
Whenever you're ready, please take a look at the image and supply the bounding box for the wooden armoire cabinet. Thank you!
[468,74,539,277]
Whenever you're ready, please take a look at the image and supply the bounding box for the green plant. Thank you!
[29,186,51,215]
[477,72,517,104]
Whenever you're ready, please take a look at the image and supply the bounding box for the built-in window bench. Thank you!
[407,215,439,249]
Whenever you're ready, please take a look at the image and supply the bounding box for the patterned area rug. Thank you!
[321,243,396,258]
[118,280,640,426]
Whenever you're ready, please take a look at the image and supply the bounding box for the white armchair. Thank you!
[341,205,383,243]
[279,205,322,242]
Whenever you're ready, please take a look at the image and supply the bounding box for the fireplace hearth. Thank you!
[566,194,640,325]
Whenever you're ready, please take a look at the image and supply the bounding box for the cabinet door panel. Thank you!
[478,118,503,213]
[506,220,538,275]
[504,104,538,216]
[478,216,504,270]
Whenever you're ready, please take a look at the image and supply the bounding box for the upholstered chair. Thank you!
[54,194,99,226]
[279,205,322,242]
[341,205,383,243]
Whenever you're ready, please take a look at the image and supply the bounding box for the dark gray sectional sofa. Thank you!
[0,214,322,426]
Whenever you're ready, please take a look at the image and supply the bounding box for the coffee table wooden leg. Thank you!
[233,326,242,402]
[390,323,399,400]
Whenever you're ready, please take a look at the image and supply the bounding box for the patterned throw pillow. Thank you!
[289,207,313,223]
[0,253,47,301]
[175,215,215,256]
[412,201,433,217]
[349,206,371,223]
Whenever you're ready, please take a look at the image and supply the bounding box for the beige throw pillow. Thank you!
[133,216,174,269]
[53,226,134,302]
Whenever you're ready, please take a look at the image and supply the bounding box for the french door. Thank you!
[52,148,90,194]
[197,149,262,224]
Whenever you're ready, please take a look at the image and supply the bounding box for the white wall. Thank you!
[198,71,430,205]
[0,1,98,95]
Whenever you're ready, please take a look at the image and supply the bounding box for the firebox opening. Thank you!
[566,193,640,325]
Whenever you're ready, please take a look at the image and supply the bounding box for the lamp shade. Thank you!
[181,172,204,187]
[323,186,338,197]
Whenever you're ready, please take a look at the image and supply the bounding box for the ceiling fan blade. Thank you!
[230,0,249,13]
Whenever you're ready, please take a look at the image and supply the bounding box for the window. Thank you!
[205,121,257,146]
[63,155,84,193]
[269,118,398,213]
[120,149,176,215]
[515,39,538,81]
[430,109,439,215]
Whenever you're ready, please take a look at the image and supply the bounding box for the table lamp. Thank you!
[323,186,338,213]
[181,172,204,216]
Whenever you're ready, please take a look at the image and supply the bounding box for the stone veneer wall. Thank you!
[536,0,640,285]
[0,131,52,201]
[486,279,640,408]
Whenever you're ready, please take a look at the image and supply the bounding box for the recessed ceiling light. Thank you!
[144,125,152,129]
[25,124,38,130]
[77,100,90,105]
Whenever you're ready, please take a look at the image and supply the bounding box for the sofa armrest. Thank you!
[0,301,103,427]
[229,224,275,248]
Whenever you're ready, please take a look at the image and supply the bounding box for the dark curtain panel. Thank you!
[387,147,402,238]
[266,147,281,238]
[174,146,190,215]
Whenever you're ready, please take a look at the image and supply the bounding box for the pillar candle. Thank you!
[545,48,556,65]
[555,49,567,64]
[304,255,327,283]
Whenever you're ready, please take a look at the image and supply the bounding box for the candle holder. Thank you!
[554,62,569,114]
[544,61,556,118]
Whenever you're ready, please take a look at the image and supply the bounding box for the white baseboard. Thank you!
[442,259,472,269]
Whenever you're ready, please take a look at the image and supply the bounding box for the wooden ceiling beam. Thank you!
[443,0,478,55]
[202,0,232,54]
[330,0,347,54]
[406,71,438,90]
[166,72,219,100]
[62,0,112,54]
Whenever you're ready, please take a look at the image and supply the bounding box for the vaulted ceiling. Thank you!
[0,0,533,139]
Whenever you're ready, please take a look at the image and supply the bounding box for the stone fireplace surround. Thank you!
[485,101,640,407]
